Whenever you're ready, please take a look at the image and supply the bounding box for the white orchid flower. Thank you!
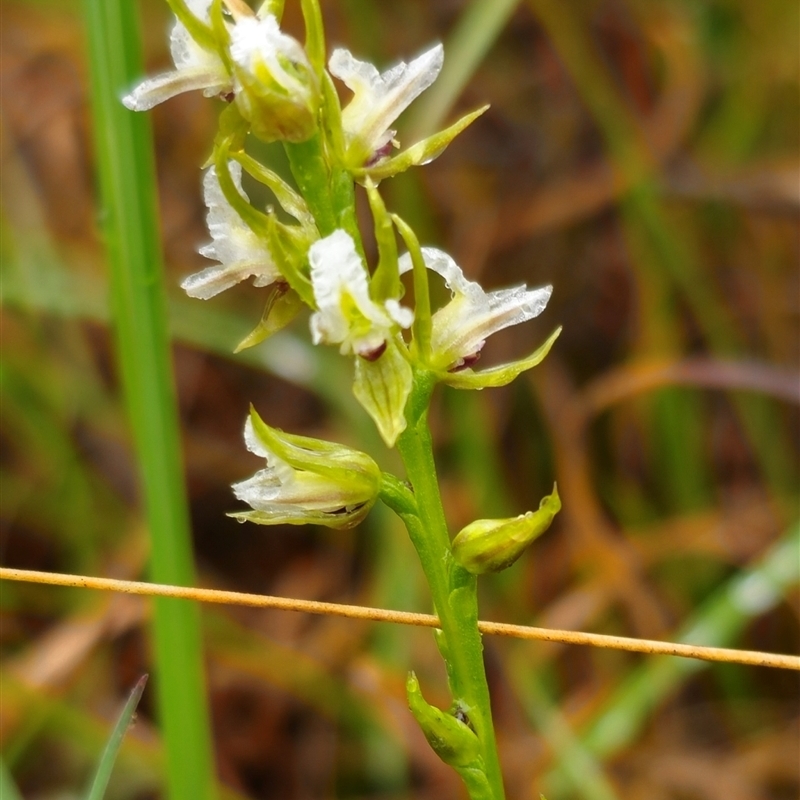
[123,0,230,112]
[399,248,554,376]
[328,44,443,167]
[229,14,319,142]
[230,15,311,97]
[309,230,413,358]
[231,408,380,529]
[181,161,281,300]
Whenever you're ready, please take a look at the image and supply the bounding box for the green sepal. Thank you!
[365,181,401,303]
[214,154,315,308]
[319,72,346,164]
[354,106,489,182]
[300,0,326,79]
[353,339,413,447]
[166,0,217,52]
[213,142,271,237]
[452,484,561,574]
[213,105,250,159]
[248,406,380,486]
[234,284,304,352]
[406,672,482,769]
[232,152,315,227]
[209,0,233,73]
[263,211,315,306]
[443,326,562,389]
[228,507,356,528]
[392,214,432,361]
[256,0,285,21]
[234,74,320,145]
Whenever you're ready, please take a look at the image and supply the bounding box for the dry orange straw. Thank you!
[1,567,797,670]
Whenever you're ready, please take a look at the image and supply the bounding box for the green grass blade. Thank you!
[543,521,800,795]
[0,758,23,800]
[82,1,217,798]
[84,675,148,800]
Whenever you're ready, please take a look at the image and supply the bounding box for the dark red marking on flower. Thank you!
[448,351,482,372]
[366,140,395,167]
[359,341,388,362]
[219,91,235,103]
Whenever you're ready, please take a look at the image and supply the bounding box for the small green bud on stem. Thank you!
[406,672,482,768]
[452,485,561,574]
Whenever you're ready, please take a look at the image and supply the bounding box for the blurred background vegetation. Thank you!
[1,0,798,798]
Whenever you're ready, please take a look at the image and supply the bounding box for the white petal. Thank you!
[385,299,414,329]
[180,260,278,299]
[230,14,309,95]
[122,66,229,111]
[400,248,552,365]
[242,418,295,485]
[243,416,269,458]
[169,10,219,70]
[308,230,374,345]
[330,44,443,153]
[195,164,278,290]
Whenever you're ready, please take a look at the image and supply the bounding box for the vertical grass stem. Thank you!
[83,1,217,797]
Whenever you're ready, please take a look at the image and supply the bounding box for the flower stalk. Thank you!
[394,370,506,798]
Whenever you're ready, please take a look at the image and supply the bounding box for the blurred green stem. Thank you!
[395,371,506,800]
[0,759,23,800]
[83,1,216,798]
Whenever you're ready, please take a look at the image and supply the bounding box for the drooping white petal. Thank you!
[308,230,411,356]
[399,247,552,369]
[123,4,230,111]
[181,163,280,299]
[328,44,443,159]
[122,67,229,112]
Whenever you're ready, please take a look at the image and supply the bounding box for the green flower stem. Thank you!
[283,134,362,252]
[396,371,506,800]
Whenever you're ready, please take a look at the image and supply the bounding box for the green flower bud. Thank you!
[230,407,381,529]
[452,485,561,574]
[406,673,481,769]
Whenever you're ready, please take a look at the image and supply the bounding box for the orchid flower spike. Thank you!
[328,44,443,169]
[231,408,381,529]
[181,161,281,299]
[399,248,559,387]
[309,230,413,359]
[123,0,231,112]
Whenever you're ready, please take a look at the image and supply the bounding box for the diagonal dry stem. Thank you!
[1,567,797,671]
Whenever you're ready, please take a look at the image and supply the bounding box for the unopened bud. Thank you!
[452,485,561,574]
[406,673,482,769]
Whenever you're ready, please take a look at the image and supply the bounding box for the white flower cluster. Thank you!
[124,0,557,516]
